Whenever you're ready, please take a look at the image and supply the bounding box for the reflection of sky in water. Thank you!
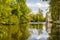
[28,24,49,40]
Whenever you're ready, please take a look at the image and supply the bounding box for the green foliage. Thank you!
[29,9,45,22]
[9,15,19,24]
[49,0,60,40]
[29,13,45,22]
[50,0,60,21]
[0,0,30,40]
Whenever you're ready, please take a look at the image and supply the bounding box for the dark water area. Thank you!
[48,23,60,40]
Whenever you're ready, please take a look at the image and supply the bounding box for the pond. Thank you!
[0,23,52,40]
[27,24,49,40]
[0,23,60,40]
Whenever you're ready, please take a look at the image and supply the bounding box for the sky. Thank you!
[26,0,49,16]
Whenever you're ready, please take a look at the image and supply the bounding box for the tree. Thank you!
[38,8,45,22]
[50,0,60,21]
[0,0,30,40]
[49,0,60,40]
[16,0,31,23]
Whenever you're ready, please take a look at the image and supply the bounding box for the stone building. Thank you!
[46,12,52,33]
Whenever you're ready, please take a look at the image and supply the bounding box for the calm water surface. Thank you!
[27,24,49,40]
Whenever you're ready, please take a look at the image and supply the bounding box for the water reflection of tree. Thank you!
[49,23,60,40]
[19,24,30,40]
[0,24,30,40]
[29,24,43,35]
[0,24,21,40]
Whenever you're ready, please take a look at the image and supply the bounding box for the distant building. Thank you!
[46,12,52,33]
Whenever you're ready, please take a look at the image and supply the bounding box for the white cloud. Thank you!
[26,2,49,8]
[26,2,49,17]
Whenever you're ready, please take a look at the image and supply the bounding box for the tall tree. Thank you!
[16,0,30,23]
[49,0,60,40]
[50,0,60,21]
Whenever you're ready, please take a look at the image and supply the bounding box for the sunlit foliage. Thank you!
[0,0,30,40]
[29,9,45,22]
